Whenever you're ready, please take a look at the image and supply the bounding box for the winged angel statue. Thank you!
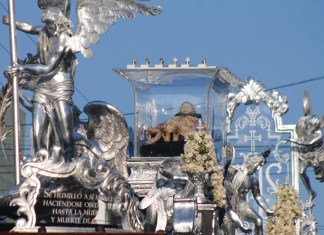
[285,91,324,204]
[1,0,162,231]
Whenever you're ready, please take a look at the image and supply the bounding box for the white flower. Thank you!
[204,134,213,141]
[205,141,214,149]
[181,127,218,173]
[193,132,202,141]
[196,154,203,161]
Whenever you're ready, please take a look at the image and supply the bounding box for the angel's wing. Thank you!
[302,90,312,117]
[84,101,129,179]
[72,0,163,58]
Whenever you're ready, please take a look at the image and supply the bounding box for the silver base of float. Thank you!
[10,226,146,234]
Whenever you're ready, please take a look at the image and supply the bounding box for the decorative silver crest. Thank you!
[227,77,288,134]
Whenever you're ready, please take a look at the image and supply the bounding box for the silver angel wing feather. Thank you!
[83,101,129,179]
[72,0,163,58]
[302,90,311,117]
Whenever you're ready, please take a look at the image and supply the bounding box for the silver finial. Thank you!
[202,57,207,65]
[159,58,164,65]
[172,57,178,65]
[145,58,150,65]
[185,57,190,65]
[132,58,137,66]
[197,119,204,133]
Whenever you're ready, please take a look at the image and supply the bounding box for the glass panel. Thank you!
[137,82,209,157]
[115,68,220,157]
[115,66,244,158]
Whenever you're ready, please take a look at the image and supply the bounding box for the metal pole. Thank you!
[8,0,20,185]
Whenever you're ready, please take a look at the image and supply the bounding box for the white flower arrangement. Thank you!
[210,169,227,208]
[181,130,217,173]
[180,120,227,207]
[265,179,302,235]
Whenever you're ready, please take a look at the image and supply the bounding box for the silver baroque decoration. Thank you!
[9,175,40,229]
[5,101,145,232]
[265,162,282,196]
[139,158,194,233]
[301,200,317,235]
[21,150,77,179]
[187,171,210,204]
[225,78,310,234]
[227,77,288,133]
[1,0,162,232]
[0,1,322,233]
[9,149,77,229]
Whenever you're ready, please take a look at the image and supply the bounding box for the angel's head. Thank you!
[41,7,72,35]
[38,0,71,17]
[241,152,267,175]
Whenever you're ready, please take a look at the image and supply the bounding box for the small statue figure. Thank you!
[223,148,274,235]
[285,91,324,203]
[4,0,162,161]
[5,5,75,161]
[139,158,195,233]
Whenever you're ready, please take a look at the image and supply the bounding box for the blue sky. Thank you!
[1,0,324,230]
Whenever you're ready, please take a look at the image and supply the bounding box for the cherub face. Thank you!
[246,163,258,174]
[244,156,265,175]
[41,7,71,35]
[309,116,321,131]
[44,20,57,35]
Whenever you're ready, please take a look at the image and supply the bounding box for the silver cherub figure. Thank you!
[285,90,324,204]
[139,158,195,233]
[223,148,274,235]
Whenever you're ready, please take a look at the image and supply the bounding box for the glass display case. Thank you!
[114,59,244,158]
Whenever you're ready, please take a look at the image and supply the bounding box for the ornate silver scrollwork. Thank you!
[225,78,301,234]
[9,149,78,230]
[301,201,317,235]
[21,150,77,179]
[265,162,282,196]
[274,139,290,163]
[10,175,40,230]
[227,77,288,133]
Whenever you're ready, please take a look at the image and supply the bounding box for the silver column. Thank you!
[8,0,20,185]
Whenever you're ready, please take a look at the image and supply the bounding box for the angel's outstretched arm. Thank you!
[288,130,323,146]
[3,16,42,34]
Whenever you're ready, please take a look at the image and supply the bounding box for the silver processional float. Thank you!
[0,0,322,234]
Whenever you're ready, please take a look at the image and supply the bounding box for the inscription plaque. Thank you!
[35,187,99,227]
